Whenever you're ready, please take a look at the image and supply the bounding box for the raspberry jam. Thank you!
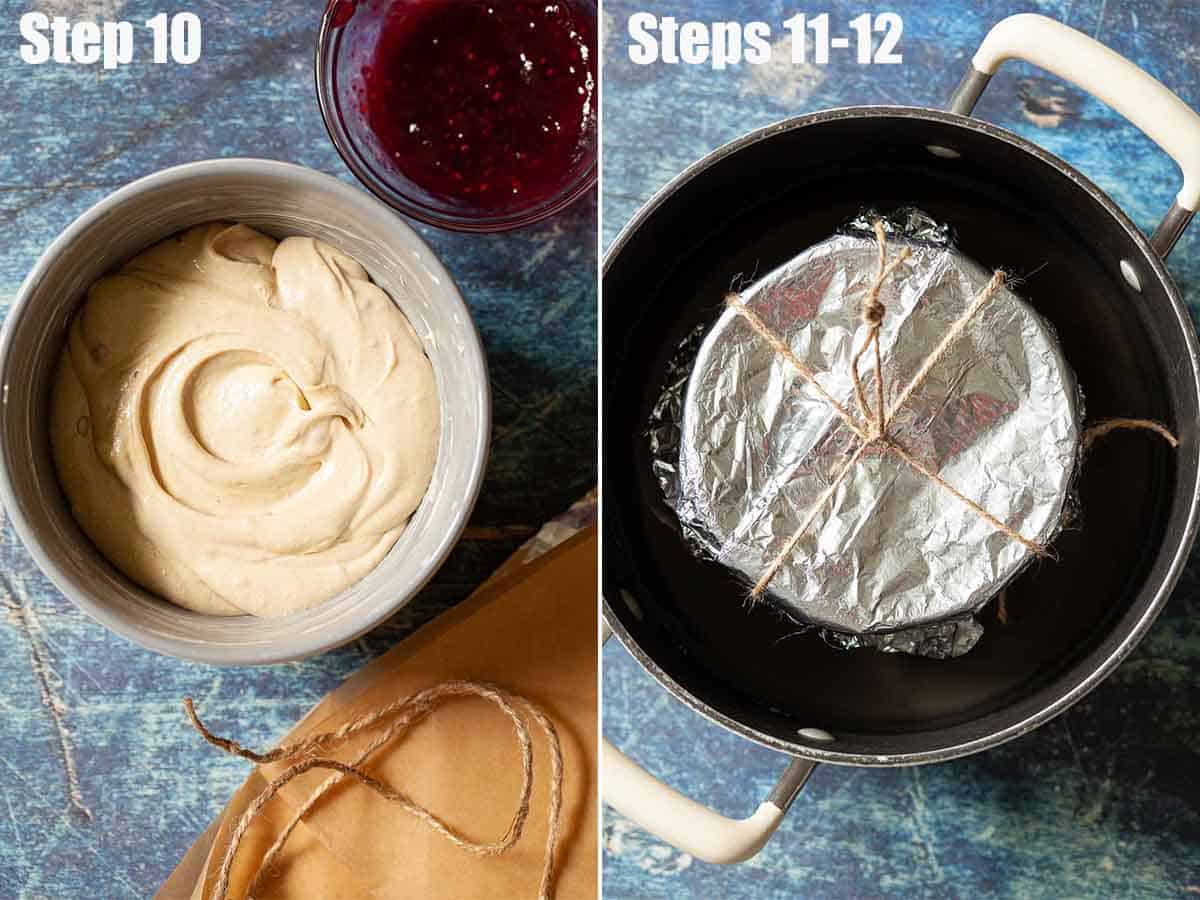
[330,0,596,223]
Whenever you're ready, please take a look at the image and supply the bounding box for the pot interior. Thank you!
[602,110,1199,762]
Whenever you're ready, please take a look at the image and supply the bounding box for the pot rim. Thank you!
[601,105,1200,767]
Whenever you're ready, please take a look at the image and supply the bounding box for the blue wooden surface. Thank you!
[602,1,1200,898]
[0,2,595,897]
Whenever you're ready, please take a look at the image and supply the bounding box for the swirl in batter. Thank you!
[51,223,439,617]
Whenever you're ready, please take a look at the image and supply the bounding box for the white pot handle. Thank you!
[602,620,817,864]
[603,739,815,864]
[947,12,1200,256]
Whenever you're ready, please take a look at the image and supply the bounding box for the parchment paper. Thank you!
[158,527,597,900]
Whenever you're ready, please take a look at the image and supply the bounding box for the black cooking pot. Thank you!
[601,14,1200,862]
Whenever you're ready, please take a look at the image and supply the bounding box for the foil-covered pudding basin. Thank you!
[664,217,1081,657]
[603,108,1200,767]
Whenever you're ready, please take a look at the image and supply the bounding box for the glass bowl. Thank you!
[315,0,597,232]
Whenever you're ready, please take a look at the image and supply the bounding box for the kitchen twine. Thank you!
[727,220,1179,599]
[184,680,564,900]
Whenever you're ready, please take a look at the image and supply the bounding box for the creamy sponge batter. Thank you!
[51,223,439,617]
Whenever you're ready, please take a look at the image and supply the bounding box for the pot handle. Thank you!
[603,741,815,864]
[601,620,817,863]
[947,13,1200,257]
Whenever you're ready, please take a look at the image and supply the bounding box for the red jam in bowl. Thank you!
[322,0,597,229]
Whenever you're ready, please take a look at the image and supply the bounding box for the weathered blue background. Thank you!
[602,1,1200,898]
[0,1,595,897]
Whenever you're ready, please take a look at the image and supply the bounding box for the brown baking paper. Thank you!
[158,528,597,900]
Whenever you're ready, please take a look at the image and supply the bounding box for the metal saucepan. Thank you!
[601,14,1200,862]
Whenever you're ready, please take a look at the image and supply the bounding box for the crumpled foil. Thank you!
[648,209,1082,658]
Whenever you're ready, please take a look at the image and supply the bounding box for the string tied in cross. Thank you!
[727,221,1045,599]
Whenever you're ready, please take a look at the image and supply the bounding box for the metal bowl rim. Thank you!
[0,157,492,665]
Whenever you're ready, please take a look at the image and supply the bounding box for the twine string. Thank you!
[883,269,1006,426]
[724,297,870,442]
[1082,417,1180,450]
[727,222,1178,599]
[750,438,872,597]
[849,221,911,435]
[185,680,564,900]
[729,222,1025,596]
[883,438,1045,555]
[245,697,562,900]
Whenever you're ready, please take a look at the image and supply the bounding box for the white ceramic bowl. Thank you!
[0,159,490,664]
